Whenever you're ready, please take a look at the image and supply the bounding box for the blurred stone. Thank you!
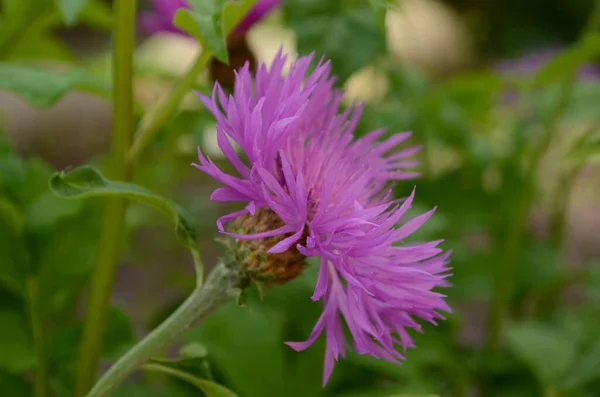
[247,22,296,74]
[343,65,389,105]
[1,91,112,169]
[136,33,202,78]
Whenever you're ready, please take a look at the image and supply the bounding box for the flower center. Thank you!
[227,208,309,285]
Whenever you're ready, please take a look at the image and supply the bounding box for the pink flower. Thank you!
[193,51,452,385]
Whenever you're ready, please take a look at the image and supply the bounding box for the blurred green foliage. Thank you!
[2,0,600,396]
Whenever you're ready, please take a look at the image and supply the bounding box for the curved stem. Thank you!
[127,50,212,166]
[26,277,47,397]
[74,1,137,395]
[86,262,245,397]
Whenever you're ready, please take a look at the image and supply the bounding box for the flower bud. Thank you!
[225,208,308,285]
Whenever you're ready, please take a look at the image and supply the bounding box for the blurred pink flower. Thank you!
[142,0,280,39]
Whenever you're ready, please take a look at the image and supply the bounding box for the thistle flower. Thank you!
[193,52,452,385]
[142,0,279,39]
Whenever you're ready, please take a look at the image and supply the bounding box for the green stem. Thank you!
[26,277,47,397]
[127,50,212,166]
[86,262,245,397]
[487,52,578,351]
[487,0,600,347]
[74,1,137,396]
[548,165,581,250]
[126,0,261,166]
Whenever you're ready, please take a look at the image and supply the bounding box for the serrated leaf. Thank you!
[506,322,576,387]
[144,362,238,397]
[0,65,110,108]
[48,166,204,283]
[55,0,89,25]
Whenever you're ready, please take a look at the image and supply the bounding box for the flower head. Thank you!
[193,51,451,385]
[142,0,279,38]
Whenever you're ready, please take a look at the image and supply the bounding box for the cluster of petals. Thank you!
[193,51,452,385]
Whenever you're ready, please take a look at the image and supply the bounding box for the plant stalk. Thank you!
[487,0,600,347]
[26,277,47,397]
[126,50,211,166]
[85,262,245,397]
[74,1,137,395]
[487,66,576,349]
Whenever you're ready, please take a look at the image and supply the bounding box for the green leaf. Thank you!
[25,192,84,230]
[562,339,600,387]
[0,370,31,397]
[0,218,29,296]
[174,7,226,63]
[174,0,258,64]
[174,0,228,63]
[144,362,238,397]
[0,309,35,373]
[148,342,213,382]
[187,302,287,397]
[45,306,134,396]
[506,322,577,387]
[568,129,600,165]
[387,395,439,397]
[284,0,386,83]
[534,34,600,85]
[10,34,73,61]
[0,197,24,235]
[112,384,191,397]
[221,0,258,34]
[55,0,89,25]
[49,166,204,283]
[515,243,563,295]
[35,214,99,315]
[336,392,437,397]
[368,0,393,31]
[76,0,113,30]
[0,64,110,108]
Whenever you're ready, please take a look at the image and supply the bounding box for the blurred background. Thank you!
[1,0,600,396]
